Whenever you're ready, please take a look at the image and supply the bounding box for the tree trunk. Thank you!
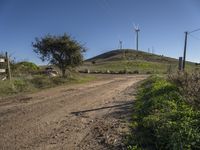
[62,69,66,77]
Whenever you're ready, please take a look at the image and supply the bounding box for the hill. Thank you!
[86,49,178,63]
[80,49,197,74]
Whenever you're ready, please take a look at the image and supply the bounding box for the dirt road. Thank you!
[0,74,146,150]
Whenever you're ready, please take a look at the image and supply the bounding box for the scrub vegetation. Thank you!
[0,73,95,97]
[0,60,95,97]
[128,74,200,150]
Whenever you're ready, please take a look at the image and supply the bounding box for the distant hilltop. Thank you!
[86,49,178,63]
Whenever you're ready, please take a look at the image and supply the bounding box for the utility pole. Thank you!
[182,28,200,71]
[182,31,188,71]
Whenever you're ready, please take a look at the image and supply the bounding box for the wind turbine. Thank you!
[119,40,122,49]
[134,24,140,51]
[118,35,125,58]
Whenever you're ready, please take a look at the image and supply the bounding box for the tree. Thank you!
[32,34,86,77]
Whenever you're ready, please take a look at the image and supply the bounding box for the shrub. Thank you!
[146,71,152,74]
[13,79,33,92]
[0,79,35,96]
[128,76,200,150]
[168,71,200,108]
[0,80,15,96]
[133,70,139,74]
[12,61,40,75]
[119,69,128,74]
[52,77,68,85]
[30,75,53,89]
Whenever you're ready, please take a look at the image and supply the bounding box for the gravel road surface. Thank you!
[0,74,147,150]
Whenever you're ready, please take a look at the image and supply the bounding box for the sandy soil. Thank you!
[0,74,147,150]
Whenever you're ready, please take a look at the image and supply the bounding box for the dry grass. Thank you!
[168,71,200,108]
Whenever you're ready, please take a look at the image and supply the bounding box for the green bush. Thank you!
[133,70,139,74]
[128,76,200,150]
[146,71,153,74]
[13,79,34,92]
[12,61,40,75]
[0,76,70,96]
[30,75,54,89]
[0,80,15,95]
[0,79,35,96]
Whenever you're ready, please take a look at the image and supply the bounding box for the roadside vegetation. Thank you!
[0,59,95,97]
[128,73,200,150]
[0,33,94,97]
[0,72,95,97]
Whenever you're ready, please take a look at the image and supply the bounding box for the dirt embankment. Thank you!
[0,74,147,150]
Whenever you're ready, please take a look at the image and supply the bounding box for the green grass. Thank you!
[0,74,96,97]
[81,60,197,74]
[128,76,200,150]
[81,60,176,74]
[80,49,198,74]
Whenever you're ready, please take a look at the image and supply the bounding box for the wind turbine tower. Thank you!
[119,40,123,49]
[134,25,140,51]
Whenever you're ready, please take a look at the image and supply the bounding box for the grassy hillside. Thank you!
[80,49,198,74]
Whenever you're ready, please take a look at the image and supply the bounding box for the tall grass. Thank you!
[168,71,200,109]
[0,74,95,97]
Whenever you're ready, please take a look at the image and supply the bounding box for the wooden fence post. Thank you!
[179,57,183,71]
[5,52,11,80]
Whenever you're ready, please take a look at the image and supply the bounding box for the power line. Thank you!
[189,28,200,34]
[182,27,200,71]
[188,34,200,41]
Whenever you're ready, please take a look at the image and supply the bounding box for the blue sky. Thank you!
[0,0,200,64]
